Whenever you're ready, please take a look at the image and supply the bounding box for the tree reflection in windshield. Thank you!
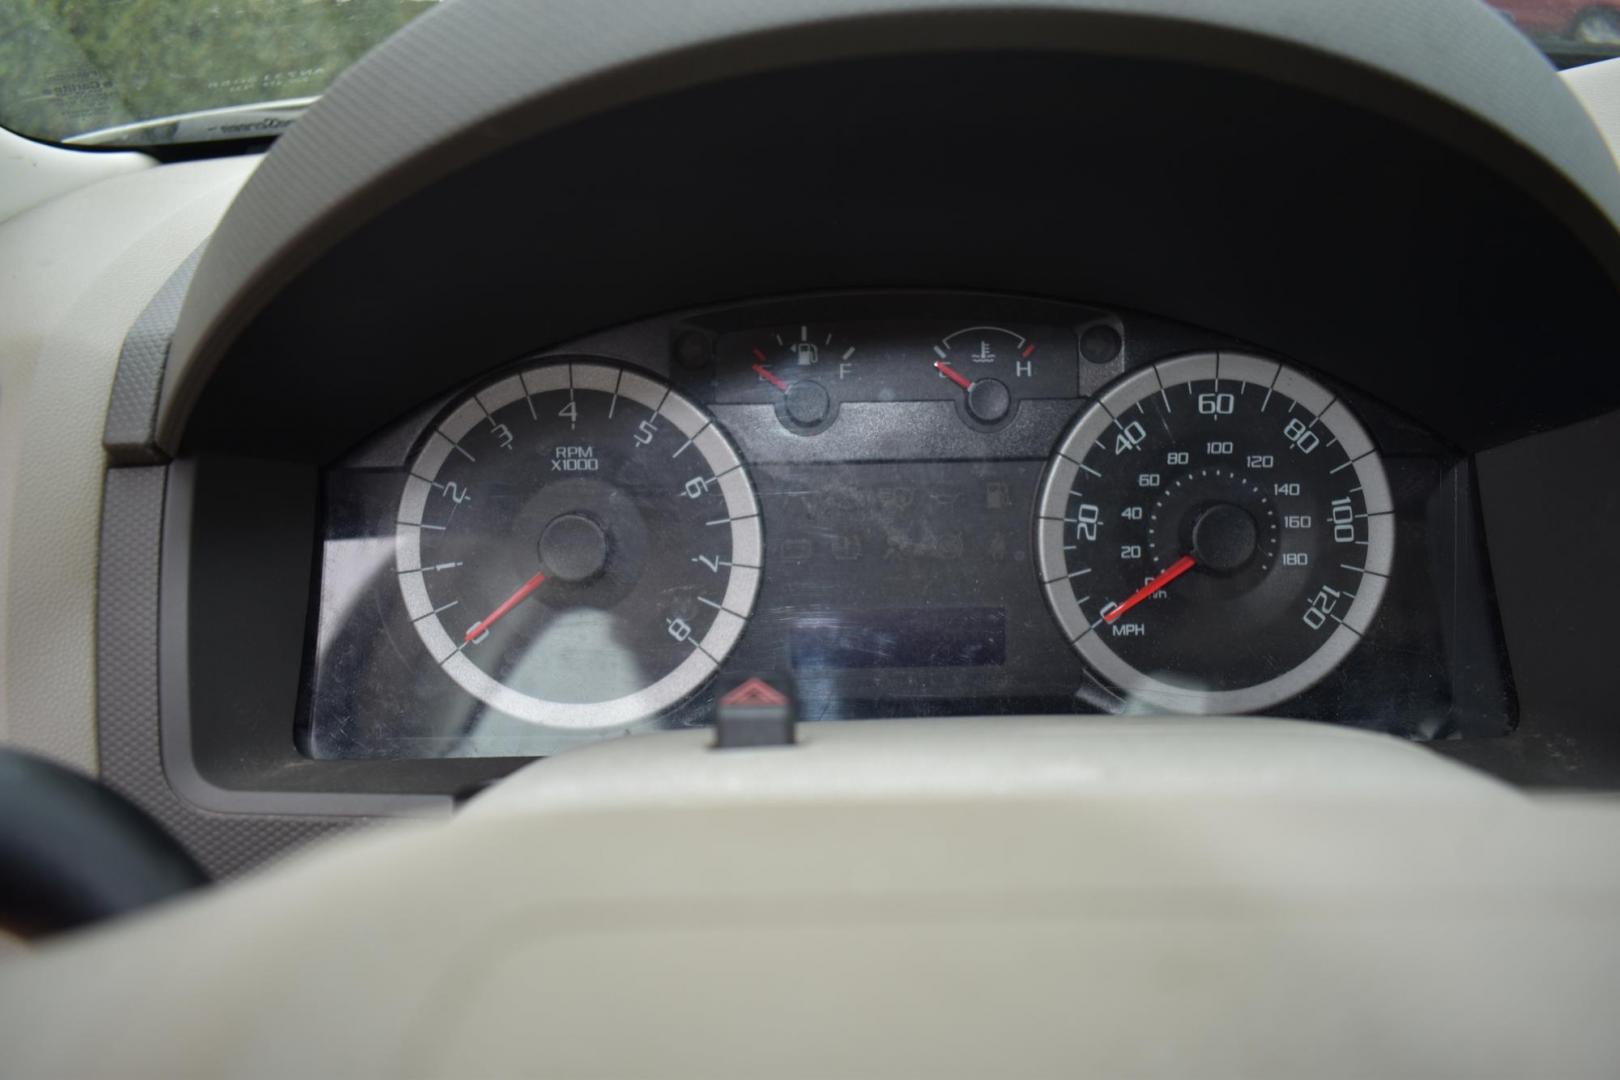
[0,0,434,145]
[0,0,1614,147]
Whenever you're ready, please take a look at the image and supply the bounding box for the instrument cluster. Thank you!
[301,293,1514,759]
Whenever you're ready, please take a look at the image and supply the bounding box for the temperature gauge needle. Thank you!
[1104,554,1196,624]
[936,360,1012,423]
[934,361,974,390]
[465,569,547,641]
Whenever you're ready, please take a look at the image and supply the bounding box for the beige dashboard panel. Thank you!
[2,719,1618,1078]
[1567,57,1620,168]
[0,156,257,772]
[0,125,151,225]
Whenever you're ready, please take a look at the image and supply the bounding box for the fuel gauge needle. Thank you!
[465,569,547,641]
[1104,554,1196,624]
[751,363,789,391]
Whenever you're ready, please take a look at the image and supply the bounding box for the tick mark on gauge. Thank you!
[412,599,460,623]
[397,561,464,574]
[697,596,746,617]
[671,422,712,458]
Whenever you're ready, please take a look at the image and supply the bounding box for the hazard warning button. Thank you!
[713,674,797,749]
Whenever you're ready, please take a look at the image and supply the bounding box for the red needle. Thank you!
[752,363,789,391]
[464,570,547,641]
[934,361,973,390]
[1103,554,1196,624]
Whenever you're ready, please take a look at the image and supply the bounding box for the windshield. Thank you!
[0,0,431,146]
[0,0,1614,148]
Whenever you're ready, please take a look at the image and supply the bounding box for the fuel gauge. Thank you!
[704,323,860,430]
[748,325,858,386]
[702,316,1077,417]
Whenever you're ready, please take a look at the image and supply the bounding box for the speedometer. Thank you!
[1036,353,1393,713]
[395,361,761,729]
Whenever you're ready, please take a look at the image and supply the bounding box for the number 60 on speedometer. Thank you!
[1035,352,1393,713]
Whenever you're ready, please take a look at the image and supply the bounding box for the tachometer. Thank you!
[1036,353,1392,713]
[395,361,761,729]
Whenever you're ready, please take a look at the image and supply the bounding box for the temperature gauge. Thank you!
[701,318,1078,418]
[930,323,1080,423]
[934,325,1038,374]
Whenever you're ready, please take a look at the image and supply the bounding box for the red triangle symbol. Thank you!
[720,677,788,708]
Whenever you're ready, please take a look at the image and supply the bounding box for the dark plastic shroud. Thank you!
[179,51,1620,465]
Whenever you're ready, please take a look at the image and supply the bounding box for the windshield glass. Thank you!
[0,0,431,146]
[0,0,1614,148]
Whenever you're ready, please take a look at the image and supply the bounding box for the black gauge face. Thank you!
[395,362,762,730]
[1036,353,1394,713]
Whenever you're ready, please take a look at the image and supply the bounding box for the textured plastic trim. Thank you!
[156,462,452,820]
[103,245,203,464]
[157,0,1620,453]
[96,467,371,877]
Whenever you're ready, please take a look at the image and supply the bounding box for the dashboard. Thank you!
[15,0,1613,880]
[302,293,1512,760]
[13,2,1620,1073]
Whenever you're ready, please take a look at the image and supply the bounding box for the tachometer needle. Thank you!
[934,361,974,390]
[1104,554,1196,624]
[464,569,547,641]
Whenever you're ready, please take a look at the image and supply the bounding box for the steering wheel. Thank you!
[0,751,205,939]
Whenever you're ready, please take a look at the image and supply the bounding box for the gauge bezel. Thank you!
[1036,352,1394,714]
[395,361,762,730]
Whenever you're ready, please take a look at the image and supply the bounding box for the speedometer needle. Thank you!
[1104,554,1196,624]
[464,569,547,641]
